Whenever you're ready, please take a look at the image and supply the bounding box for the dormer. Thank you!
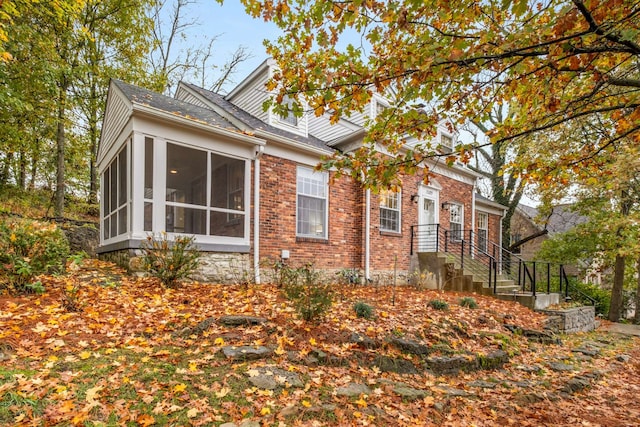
[435,121,458,153]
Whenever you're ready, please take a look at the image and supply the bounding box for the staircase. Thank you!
[410,225,570,310]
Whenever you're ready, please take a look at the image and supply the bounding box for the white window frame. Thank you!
[380,189,401,233]
[450,202,463,241]
[477,212,488,252]
[296,166,328,239]
[439,132,454,152]
[101,143,129,243]
[148,139,250,245]
[278,95,298,126]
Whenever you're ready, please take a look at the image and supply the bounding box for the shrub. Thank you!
[140,233,201,288]
[283,263,333,322]
[0,217,69,293]
[353,301,374,319]
[569,280,611,316]
[459,296,478,309]
[337,268,361,285]
[428,299,449,311]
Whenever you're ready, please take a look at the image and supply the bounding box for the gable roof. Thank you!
[178,81,331,152]
[516,203,587,235]
[112,79,238,131]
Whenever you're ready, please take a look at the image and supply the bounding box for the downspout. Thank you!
[365,187,371,282]
[471,183,476,255]
[253,145,264,284]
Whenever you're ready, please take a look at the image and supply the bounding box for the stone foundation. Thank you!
[540,306,596,334]
[99,249,252,284]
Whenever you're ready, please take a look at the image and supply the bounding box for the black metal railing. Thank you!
[411,224,595,304]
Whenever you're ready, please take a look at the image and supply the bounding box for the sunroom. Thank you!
[97,80,265,258]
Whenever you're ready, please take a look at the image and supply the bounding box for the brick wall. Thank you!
[256,154,363,271]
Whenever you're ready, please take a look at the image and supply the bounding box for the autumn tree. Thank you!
[236,0,640,189]
[149,0,251,94]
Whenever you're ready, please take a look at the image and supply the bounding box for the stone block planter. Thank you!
[540,306,595,333]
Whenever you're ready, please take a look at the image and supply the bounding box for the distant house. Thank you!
[97,58,506,284]
[509,203,588,278]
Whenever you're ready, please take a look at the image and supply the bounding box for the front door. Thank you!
[417,186,439,252]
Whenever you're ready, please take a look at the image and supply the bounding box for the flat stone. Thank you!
[393,385,428,400]
[563,377,591,394]
[467,380,497,389]
[246,367,303,390]
[548,362,575,372]
[426,355,477,375]
[335,383,371,397]
[239,422,260,427]
[374,356,419,374]
[433,385,473,397]
[222,345,272,361]
[515,364,542,373]
[220,423,237,427]
[616,354,631,363]
[572,347,600,357]
[389,338,432,355]
[350,333,379,349]
[218,315,267,327]
[280,406,299,417]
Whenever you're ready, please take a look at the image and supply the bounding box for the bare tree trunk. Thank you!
[55,77,68,217]
[88,82,98,204]
[0,152,13,186]
[18,150,26,189]
[634,258,640,324]
[609,254,626,322]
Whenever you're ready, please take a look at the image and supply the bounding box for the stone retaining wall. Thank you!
[540,306,596,333]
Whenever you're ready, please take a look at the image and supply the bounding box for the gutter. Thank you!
[254,145,264,284]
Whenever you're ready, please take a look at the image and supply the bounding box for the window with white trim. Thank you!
[102,144,128,240]
[278,95,298,126]
[450,203,463,240]
[477,212,488,252]
[297,166,328,238]
[380,190,401,233]
[439,133,454,152]
[164,142,247,238]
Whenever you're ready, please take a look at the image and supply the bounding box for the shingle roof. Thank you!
[112,79,239,132]
[180,82,331,152]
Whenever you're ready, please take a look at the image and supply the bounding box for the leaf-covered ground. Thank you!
[1,259,639,426]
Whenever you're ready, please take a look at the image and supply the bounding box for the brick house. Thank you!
[97,59,506,285]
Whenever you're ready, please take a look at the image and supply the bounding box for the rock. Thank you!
[374,356,419,374]
[172,317,216,338]
[239,422,260,427]
[548,362,575,372]
[433,385,473,397]
[220,423,237,427]
[350,333,379,349]
[246,367,303,390]
[60,222,99,257]
[393,385,428,400]
[280,406,299,417]
[478,350,509,369]
[563,377,591,394]
[572,346,600,357]
[517,393,545,404]
[504,324,561,345]
[218,315,267,327]
[222,346,272,361]
[467,380,497,389]
[426,355,476,375]
[335,383,371,397]
[389,338,432,355]
[515,364,542,373]
[616,354,631,363]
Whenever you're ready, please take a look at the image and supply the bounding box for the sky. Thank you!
[176,1,284,90]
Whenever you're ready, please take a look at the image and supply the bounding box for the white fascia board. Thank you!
[226,58,274,101]
[254,129,332,157]
[131,103,266,148]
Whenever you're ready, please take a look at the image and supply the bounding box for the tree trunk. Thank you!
[0,152,13,186]
[609,254,625,322]
[634,258,640,324]
[54,77,68,218]
[88,81,98,204]
[18,150,26,189]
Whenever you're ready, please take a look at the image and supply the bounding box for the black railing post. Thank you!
[436,224,440,252]
[493,260,498,294]
[461,240,465,270]
[444,230,449,252]
[547,263,551,294]
[532,261,536,296]
[410,225,414,256]
[518,260,522,290]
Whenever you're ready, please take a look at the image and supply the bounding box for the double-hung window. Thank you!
[297,166,328,238]
[477,212,488,252]
[450,203,463,241]
[380,190,401,233]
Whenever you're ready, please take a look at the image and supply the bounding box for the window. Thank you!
[477,212,488,252]
[375,100,387,118]
[380,190,401,233]
[450,203,463,240]
[297,166,328,238]
[102,145,128,240]
[278,95,298,126]
[143,137,153,232]
[439,133,454,152]
[163,142,246,238]
[510,233,522,254]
